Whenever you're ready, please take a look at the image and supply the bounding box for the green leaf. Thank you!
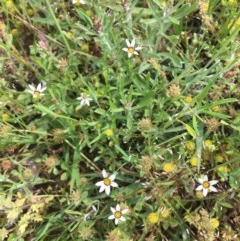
[185,124,196,138]
[60,172,68,181]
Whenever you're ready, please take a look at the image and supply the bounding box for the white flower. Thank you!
[26,83,47,99]
[95,169,118,195]
[72,0,85,4]
[77,93,92,107]
[108,204,128,225]
[84,205,98,221]
[122,39,143,58]
[195,175,218,197]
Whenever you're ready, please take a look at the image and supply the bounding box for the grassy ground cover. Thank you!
[0,0,240,240]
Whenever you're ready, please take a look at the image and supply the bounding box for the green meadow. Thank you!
[0,0,240,240]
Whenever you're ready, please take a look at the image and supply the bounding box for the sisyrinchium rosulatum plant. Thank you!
[0,0,240,240]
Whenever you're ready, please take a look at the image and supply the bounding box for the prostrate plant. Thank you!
[0,0,240,241]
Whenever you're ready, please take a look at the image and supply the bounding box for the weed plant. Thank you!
[0,0,240,240]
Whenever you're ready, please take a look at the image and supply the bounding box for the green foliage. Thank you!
[0,0,240,240]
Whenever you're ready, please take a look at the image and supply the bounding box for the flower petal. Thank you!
[122,48,128,52]
[121,209,128,215]
[115,218,119,225]
[196,185,203,191]
[110,182,118,188]
[109,173,116,181]
[28,84,36,91]
[125,39,131,47]
[95,181,103,186]
[99,185,106,193]
[26,89,34,94]
[116,204,120,211]
[197,178,204,184]
[209,180,218,185]
[131,39,135,47]
[120,216,126,222]
[203,188,208,197]
[203,175,208,182]
[105,186,111,195]
[209,186,218,192]
[36,83,42,91]
[110,207,116,213]
[108,215,115,220]
[102,169,108,178]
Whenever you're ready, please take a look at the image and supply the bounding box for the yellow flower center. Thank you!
[203,181,210,188]
[128,47,135,54]
[103,178,111,186]
[148,212,159,224]
[105,129,113,137]
[34,91,41,99]
[114,211,122,219]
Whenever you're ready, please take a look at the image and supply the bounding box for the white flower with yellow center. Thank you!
[72,0,85,4]
[108,204,128,225]
[122,39,143,58]
[195,175,218,197]
[26,83,47,99]
[95,169,118,195]
[77,93,92,107]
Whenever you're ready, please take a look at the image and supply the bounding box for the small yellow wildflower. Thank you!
[203,140,215,151]
[160,209,171,218]
[184,95,193,104]
[27,8,34,16]
[196,190,204,199]
[215,154,224,163]
[211,106,220,112]
[81,43,89,52]
[11,28,21,36]
[190,155,199,167]
[105,129,113,137]
[186,141,195,151]
[228,0,237,5]
[210,218,219,229]
[217,166,229,173]
[202,3,209,12]
[148,212,159,224]
[163,162,176,173]
[2,113,10,121]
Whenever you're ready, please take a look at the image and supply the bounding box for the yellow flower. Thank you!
[228,0,237,5]
[2,113,10,121]
[202,3,209,12]
[27,8,34,16]
[160,209,171,218]
[81,43,89,52]
[215,154,224,163]
[196,190,204,199]
[186,141,195,151]
[210,218,219,229]
[11,28,21,36]
[163,162,176,173]
[190,155,199,167]
[105,129,113,137]
[148,212,159,224]
[203,140,215,151]
[184,95,193,104]
[217,166,229,173]
[211,106,220,112]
